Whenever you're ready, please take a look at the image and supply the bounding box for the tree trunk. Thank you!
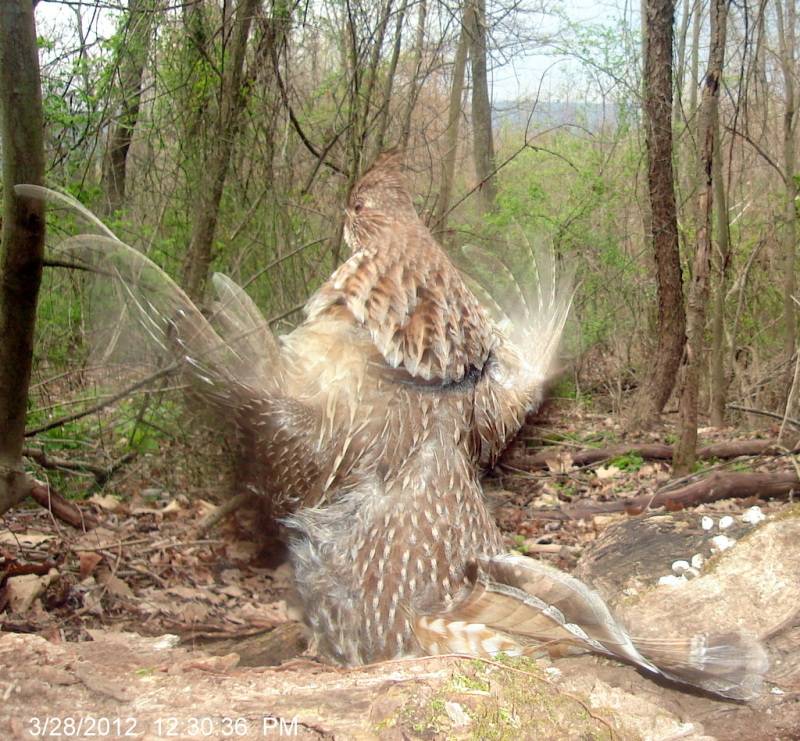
[100,0,156,216]
[182,0,261,303]
[0,0,46,515]
[775,0,797,416]
[466,0,496,212]
[709,115,731,426]
[399,0,427,150]
[627,0,686,430]
[373,0,409,154]
[673,0,729,475]
[433,14,469,234]
[673,0,691,131]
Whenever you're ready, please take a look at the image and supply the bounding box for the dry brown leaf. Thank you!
[596,465,621,480]
[166,585,207,600]
[79,552,103,580]
[178,601,210,622]
[544,452,574,473]
[73,527,120,552]
[0,531,54,546]
[96,570,135,599]
[88,494,126,513]
[6,573,48,613]
[226,541,259,561]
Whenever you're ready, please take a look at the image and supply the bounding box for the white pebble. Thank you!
[658,574,687,587]
[700,515,714,531]
[671,560,691,575]
[742,506,766,525]
[718,515,734,530]
[683,567,700,579]
[690,553,705,570]
[771,687,785,696]
[710,534,736,552]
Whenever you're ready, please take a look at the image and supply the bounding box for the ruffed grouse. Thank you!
[17,155,767,700]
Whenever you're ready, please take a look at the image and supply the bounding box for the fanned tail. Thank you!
[413,554,768,700]
[462,230,575,384]
[462,235,575,466]
[631,633,769,701]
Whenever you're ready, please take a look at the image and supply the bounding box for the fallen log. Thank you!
[506,439,800,471]
[27,477,98,529]
[555,470,800,518]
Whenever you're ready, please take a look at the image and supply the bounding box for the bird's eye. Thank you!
[354,199,365,213]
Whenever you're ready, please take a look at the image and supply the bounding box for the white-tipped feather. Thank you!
[423,553,768,700]
[462,236,575,384]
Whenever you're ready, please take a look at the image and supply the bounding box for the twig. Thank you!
[728,404,800,430]
[195,492,255,536]
[24,365,176,437]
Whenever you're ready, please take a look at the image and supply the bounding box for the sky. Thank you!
[33,0,632,102]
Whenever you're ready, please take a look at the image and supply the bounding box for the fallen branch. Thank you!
[22,447,137,486]
[26,477,98,529]
[506,439,800,471]
[558,470,800,518]
[195,492,256,536]
[728,403,800,430]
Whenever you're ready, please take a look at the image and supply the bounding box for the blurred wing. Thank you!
[17,185,329,514]
[462,236,575,465]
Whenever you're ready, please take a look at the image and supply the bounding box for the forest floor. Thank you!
[1,401,799,740]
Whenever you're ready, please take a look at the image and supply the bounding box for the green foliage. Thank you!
[511,533,528,554]
[608,452,645,472]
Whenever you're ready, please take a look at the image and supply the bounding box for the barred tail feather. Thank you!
[422,554,768,700]
[633,633,769,701]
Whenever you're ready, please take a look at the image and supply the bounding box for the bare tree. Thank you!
[466,0,496,212]
[0,0,46,514]
[182,0,261,302]
[628,0,686,429]
[674,0,729,474]
[101,0,158,215]
[708,111,732,426]
[399,0,428,150]
[775,0,797,410]
[434,12,469,233]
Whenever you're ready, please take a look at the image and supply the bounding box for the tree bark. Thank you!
[373,0,409,154]
[465,0,496,212]
[433,13,469,234]
[775,0,798,417]
[709,112,732,426]
[0,0,46,515]
[182,0,261,303]
[100,0,157,216]
[627,0,686,430]
[673,0,729,475]
[399,0,427,150]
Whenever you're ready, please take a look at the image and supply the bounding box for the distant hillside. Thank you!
[494,99,623,132]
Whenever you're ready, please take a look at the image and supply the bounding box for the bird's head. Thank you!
[344,152,418,250]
